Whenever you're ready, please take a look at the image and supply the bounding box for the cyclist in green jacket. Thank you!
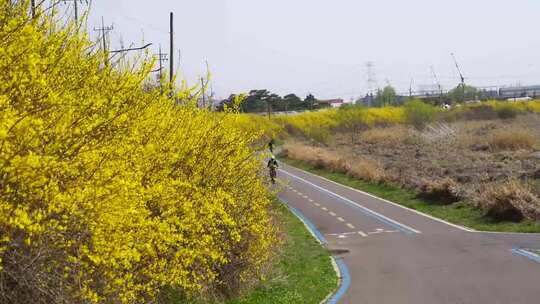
[267,155,279,184]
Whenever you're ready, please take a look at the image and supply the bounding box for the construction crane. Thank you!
[430,66,443,102]
[450,52,466,102]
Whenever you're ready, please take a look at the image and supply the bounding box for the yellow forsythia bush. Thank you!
[226,113,284,144]
[0,2,276,303]
[276,106,405,142]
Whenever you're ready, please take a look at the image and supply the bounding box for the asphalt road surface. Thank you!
[277,163,540,304]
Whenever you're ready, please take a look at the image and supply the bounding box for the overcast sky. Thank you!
[80,0,540,99]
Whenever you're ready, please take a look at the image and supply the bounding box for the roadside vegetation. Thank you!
[0,3,312,304]
[265,99,540,231]
[223,201,336,304]
[1,3,337,304]
[173,200,337,304]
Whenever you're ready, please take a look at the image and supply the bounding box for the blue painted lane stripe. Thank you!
[280,196,328,244]
[279,196,349,303]
[280,169,421,235]
[327,258,351,304]
[511,248,540,264]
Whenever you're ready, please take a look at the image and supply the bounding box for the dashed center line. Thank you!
[314,202,321,207]
[322,207,328,211]
[337,217,345,222]
[302,195,309,199]
[358,231,368,237]
[329,212,337,217]
[308,198,314,202]
[346,223,355,229]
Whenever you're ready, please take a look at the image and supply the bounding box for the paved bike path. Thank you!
[278,163,540,304]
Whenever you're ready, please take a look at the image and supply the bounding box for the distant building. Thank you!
[499,85,540,99]
[317,98,345,108]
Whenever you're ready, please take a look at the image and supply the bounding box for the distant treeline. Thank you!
[217,90,327,113]
[218,83,539,113]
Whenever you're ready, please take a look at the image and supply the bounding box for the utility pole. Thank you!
[201,60,211,108]
[93,17,114,65]
[31,0,36,18]
[63,0,87,23]
[169,12,174,86]
[209,85,215,111]
[74,0,78,22]
[154,45,168,93]
[201,77,206,108]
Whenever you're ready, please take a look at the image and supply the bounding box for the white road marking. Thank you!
[327,232,356,236]
[346,223,355,229]
[337,235,347,239]
[327,231,370,238]
[314,202,321,207]
[329,212,337,217]
[322,207,328,211]
[280,169,421,234]
[283,167,477,233]
[302,195,309,199]
[297,192,304,196]
[337,217,345,222]
[308,198,314,202]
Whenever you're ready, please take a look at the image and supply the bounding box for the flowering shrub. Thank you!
[0,2,276,303]
[276,100,539,142]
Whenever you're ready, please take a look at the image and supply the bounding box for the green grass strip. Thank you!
[226,201,336,304]
[281,158,540,233]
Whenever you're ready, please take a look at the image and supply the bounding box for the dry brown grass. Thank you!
[347,158,387,183]
[360,126,409,145]
[488,129,536,151]
[476,179,540,222]
[418,178,461,205]
[282,142,387,183]
[282,143,349,173]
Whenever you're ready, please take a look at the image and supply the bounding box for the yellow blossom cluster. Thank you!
[0,2,276,303]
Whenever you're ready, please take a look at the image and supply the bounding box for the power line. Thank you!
[110,43,152,54]
[62,0,88,23]
[93,16,114,64]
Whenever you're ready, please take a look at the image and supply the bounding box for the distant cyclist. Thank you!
[267,155,279,184]
[268,138,275,153]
